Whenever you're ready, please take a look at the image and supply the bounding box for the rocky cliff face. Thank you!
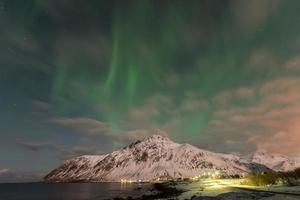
[44,135,271,182]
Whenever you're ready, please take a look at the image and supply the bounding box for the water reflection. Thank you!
[0,182,153,200]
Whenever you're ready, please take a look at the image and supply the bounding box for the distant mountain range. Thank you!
[0,170,41,183]
[246,150,300,172]
[44,134,300,182]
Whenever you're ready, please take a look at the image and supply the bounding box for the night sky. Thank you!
[1,0,300,180]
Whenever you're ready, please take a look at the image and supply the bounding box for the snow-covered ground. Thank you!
[191,192,300,200]
[175,179,241,199]
[167,179,300,200]
[233,184,300,195]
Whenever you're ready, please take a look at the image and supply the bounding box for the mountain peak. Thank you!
[143,134,170,142]
[44,134,276,182]
[125,134,172,149]
[124,131,171,150]
[253,149,268,155]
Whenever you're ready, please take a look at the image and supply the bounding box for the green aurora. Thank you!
[1,0,300,175]
[50,0,300,137]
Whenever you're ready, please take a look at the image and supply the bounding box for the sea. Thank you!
[0,182,154,200]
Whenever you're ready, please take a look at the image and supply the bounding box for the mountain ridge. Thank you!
[44,134,297,182]
[246,150,300,172]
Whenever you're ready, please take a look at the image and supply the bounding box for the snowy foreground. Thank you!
[107,179,300,199]
[171,179,300,200]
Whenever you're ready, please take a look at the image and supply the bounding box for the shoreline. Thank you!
[2,180,300,200]
[106,182,185,200]
[107,181,300,200]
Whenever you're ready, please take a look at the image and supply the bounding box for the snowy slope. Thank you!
[44,135,270,182]
[247,150,300,172]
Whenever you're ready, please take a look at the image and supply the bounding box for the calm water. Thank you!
[0,182,154,200]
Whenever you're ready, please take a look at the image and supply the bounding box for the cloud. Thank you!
[4,31,39,52]
[17,137,102,156]
[52,117,112,138]
[32,100,52,111]
[52,32,111,66]
[213,86,255,108]
[16,139,106,160]
[231,0,281,32]
[127,93,210,132]
[57,146,105,160]
[206,77,300,156]
[51,117,157,148]
[48,76,300,157]
[0,168,9,174]
[285,55,300,70]
[180,99,209,112]
[61,146,104,156]
[128,106,160,129]
[31,100,54,119]
[17,142,55,152]
[248,49,278,68]
[127,94,172,129]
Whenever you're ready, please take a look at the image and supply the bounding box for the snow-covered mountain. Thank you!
[247,150,300,172]
[44,135,271,182]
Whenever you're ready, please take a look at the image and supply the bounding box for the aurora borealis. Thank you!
[1,0,300,179]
